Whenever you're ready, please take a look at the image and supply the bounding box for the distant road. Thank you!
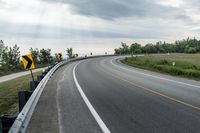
[0,67,47,83]
[27,56,200,133]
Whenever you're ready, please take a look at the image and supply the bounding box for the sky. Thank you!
[0,0,200,56]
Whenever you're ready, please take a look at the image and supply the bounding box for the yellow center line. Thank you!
[96,61,200,111]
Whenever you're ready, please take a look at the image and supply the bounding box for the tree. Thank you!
[66,48,73,58]
[0,40,7,66]
[185,47,197,53]
[10,44,21,70]
[114,48,121,55]
[39,48,53,65]
[130,43,141,54]
[134,49,142,54]
[30,48,40,64]
[143,43,156,54]
[1,44,20,71]
[121,42,129,54]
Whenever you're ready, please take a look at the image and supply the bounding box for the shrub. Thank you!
[185,47,197,53]
[159,59,169,65]
[184,69,200,78]
[134,49,142,54]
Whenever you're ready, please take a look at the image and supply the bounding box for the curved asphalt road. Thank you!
[27,56,200,133]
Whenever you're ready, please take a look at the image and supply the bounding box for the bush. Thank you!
[159,59,169,65]
[134,49,142,54]
[184,69,200,78]
[185,47,197,53]
[170,67,185,75]
[153,65,163,71]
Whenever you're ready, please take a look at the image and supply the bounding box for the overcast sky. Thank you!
[0,0,200,56]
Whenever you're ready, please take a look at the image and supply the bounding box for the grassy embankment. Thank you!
[0,64,48,77]
[0,71,42,115]
[122,54,200,81]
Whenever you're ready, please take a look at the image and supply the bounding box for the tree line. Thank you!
[0,40,77,76]
[114,37,200,55]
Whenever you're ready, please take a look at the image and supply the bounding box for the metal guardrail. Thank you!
[8,60,68,133]
[8,55,116,133]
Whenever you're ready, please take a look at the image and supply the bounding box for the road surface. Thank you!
[27,56,200,133]
[0,67,47,83]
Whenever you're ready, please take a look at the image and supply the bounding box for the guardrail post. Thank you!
[0,117,2,133]
[0,116,16,133]
[30,81,39,91]
[18,91,33,112]
[37,75,44,82]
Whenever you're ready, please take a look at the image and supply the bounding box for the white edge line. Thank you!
[111,58,200,89]
[73,62,111,133]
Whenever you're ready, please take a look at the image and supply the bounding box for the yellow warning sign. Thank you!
[22,54,35,70]
[57,53,63,60]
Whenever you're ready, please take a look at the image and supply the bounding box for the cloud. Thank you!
[0,17,183,40]
[42,0,190,21]
[0,21,167,39]
[1,0,200,55]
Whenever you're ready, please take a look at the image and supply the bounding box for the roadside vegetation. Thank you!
[114,37,200,80]
[0,40,78,76]
[114,37,200,55]
[0,40,79,115]
[0,71,41,115]
[122,54,200,80]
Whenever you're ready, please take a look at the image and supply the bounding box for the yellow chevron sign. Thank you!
[22,54,35,70]
[57,53,63,60]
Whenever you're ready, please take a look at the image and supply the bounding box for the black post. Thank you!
[30,69,34,82]
[18,91,33,112]
[0,116,17,133]
[0,118,2,133]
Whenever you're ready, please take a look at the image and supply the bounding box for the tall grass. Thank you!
[122,54,200,80]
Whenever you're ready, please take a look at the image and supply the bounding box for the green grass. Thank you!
[0,71,42,115]
[122,54,200,80]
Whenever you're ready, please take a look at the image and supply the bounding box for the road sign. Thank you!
[57,53,63,60]
[22,54,35,70]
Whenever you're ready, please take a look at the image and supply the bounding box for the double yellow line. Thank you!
[96,61,200,111]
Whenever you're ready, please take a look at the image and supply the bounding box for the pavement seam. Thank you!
[56,67,68,133]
